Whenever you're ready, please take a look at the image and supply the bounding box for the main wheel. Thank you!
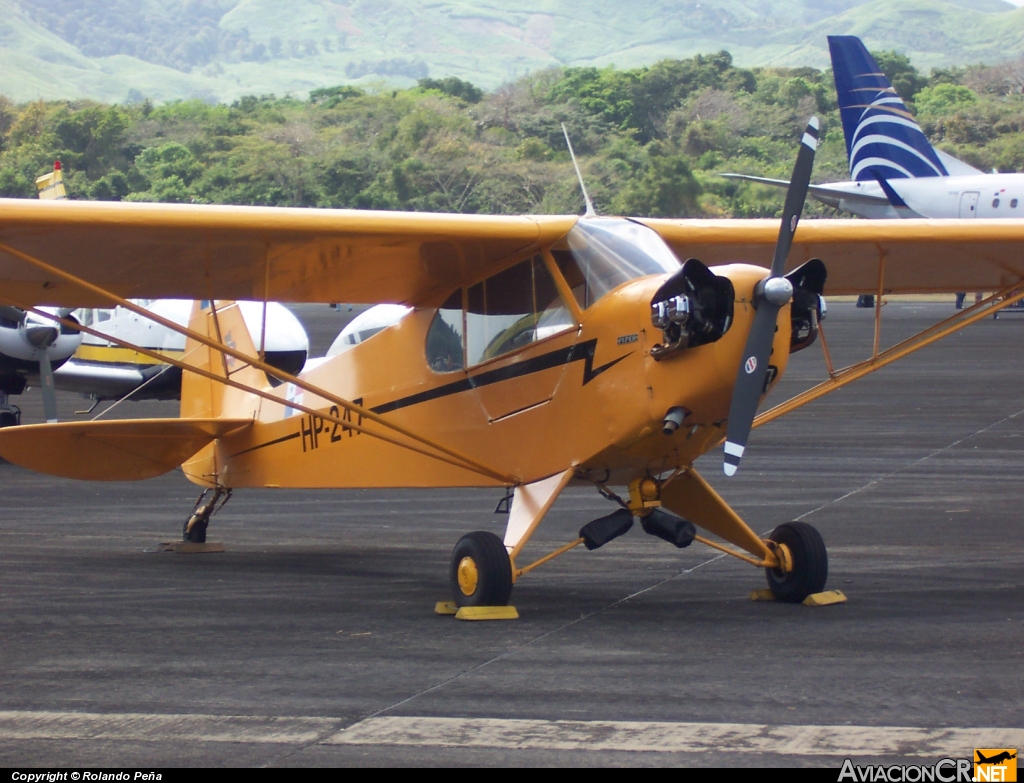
[449,531,513,608]
[765,521,827,603]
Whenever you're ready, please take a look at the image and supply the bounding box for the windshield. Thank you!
[551,218,681,310]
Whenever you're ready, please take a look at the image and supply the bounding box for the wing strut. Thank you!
[1,295,515,485]
[751,282,1024,431]
[0,240,517,485]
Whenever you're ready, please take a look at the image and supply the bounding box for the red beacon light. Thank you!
[53,161,61,171]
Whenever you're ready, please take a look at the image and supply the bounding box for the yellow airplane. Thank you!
[1,118,1024,613]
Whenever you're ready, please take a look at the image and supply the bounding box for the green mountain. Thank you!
[1,0,1022,103]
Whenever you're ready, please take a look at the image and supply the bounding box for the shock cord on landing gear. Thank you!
[183,486,233,542]
[591,478,630,511]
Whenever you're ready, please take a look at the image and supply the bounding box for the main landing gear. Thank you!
[445,516,830,609]
[182,487,232,544]
[0,391,21,428]
[444,471,832,612]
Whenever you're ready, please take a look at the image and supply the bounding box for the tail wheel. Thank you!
[765,521,827,603]
[450,531,513,608]
[183,517,208,543]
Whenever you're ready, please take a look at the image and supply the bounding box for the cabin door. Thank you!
[959,191,979,218]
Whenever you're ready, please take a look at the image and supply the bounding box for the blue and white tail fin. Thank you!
[828,35,950,182]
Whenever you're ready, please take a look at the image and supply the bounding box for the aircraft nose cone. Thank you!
[763,277,794,307]
[25,325,59,349]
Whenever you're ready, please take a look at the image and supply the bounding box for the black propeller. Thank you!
[723,117,819,477]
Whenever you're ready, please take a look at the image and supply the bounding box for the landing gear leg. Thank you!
[183,487,232,544]
[0,391,21,428]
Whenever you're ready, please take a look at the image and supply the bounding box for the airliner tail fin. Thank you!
[828,35,949,181]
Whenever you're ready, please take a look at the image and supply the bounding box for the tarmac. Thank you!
[1,300,1022,767]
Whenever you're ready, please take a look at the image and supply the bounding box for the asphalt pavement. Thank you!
[1,300,1022,767]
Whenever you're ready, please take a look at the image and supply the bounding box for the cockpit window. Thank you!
[465,255,573,366]
[77,308,113,327]
[426,290,464,373]
[551,218,680,310]
[426,255,575,373]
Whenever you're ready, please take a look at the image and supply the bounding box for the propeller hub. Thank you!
[762,277,794,307]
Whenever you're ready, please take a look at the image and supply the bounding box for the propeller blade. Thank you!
[724,117,819,477]
[38,349,58,424]
[0,305,25,324]
[723,302,780,475]
[22,322,60,423]
[769,117,818,278]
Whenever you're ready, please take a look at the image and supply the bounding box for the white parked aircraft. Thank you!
[0,164,309,427]
[61,299,309,401]
[723,36,1024,220]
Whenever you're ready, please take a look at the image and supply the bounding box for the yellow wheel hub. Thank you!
[457,556,479,596]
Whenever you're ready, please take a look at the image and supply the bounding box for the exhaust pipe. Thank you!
[662,406,688,435]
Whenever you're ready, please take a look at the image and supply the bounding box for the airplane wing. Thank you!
[3,198,1024,303]
[53,360,145,398]
[52,359,181,400]
[719,173,891,207]
[642,219,1024,295]
[0,199,576,308]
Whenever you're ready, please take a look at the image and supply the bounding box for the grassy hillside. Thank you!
[1,0,1023,103]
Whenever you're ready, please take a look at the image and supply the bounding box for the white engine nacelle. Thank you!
[0,308,81,374]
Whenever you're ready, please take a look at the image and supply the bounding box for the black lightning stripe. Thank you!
[230,338,630,457]
[370,338,624,415]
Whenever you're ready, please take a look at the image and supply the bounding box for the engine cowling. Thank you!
[785,259,827,354]
[649,258,735,360]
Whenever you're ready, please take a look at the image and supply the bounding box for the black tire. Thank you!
[183,517,208,544]
[450,531,513,607]
[765,521,827,603]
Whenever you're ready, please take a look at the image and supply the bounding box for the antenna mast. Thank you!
[561,123,596,217]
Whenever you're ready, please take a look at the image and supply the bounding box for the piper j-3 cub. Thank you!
[2,118,1024,613]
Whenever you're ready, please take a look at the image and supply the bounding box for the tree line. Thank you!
[2,50,1023,218]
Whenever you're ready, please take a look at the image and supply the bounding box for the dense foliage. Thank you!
[2,51,1023,218]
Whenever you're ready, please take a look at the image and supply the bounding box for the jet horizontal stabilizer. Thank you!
[720,173,891,207]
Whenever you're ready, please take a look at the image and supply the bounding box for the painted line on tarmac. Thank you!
[2,710,1021,755]
[0,710,340,744]
[326,716,1024,756]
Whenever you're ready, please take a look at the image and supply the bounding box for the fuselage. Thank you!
[816,174,1024,220]
[188,220,792,490]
